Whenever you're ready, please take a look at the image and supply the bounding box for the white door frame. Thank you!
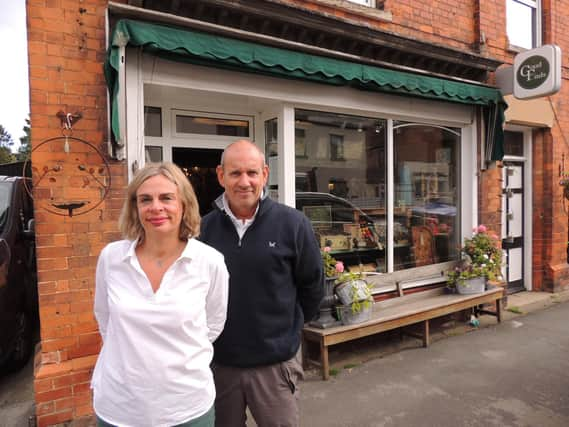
[502,125,533,291]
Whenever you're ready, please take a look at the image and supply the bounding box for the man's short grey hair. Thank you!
[220,140,266,167]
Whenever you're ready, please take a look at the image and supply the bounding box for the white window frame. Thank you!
[506,0,542,50]
[346,0,375,7]
[171,109,254,141]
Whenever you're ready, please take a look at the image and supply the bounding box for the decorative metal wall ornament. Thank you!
[23,113,112,217]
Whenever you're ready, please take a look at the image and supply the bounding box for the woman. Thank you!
[92,162,229,427]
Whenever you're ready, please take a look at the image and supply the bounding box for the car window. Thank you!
[0,183,13,233]
[296,192,385,273]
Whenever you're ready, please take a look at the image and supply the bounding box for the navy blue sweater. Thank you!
[200,196,323,367]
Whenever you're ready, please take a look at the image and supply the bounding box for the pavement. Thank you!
[0,348,35,427]
[298,289,569,426]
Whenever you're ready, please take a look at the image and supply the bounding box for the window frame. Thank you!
[345,0,376,7]
[506,0,542,50]
[171,109,254,141]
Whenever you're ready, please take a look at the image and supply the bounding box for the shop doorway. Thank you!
[172,147,224,216]
[501,128,532,294]
[501,160,525,294]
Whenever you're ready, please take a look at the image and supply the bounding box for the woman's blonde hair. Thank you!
[119,162,201,241]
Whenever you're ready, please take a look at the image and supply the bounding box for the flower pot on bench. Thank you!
[336,302,373,325]
[334,279,370,305]
[456,276,486,294]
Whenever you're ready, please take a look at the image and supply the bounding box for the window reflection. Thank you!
[295,109,387,274]
[393,122,460,270]
[144,106,162,137]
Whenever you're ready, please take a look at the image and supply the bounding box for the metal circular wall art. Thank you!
[24,135,112,217]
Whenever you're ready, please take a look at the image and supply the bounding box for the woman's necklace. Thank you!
[155,256,169,268]
[150,251,177,269]
[138,240,185,270]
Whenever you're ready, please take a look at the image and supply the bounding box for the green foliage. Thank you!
[0,147,15,164]
[0,125,15,164]
[0,125,13,148]
[336,272,373,314]
[507,306,523,314]
[448,225,503,286]
[336,270,364,284]
[321,247,343,278]
[16,117,31,161]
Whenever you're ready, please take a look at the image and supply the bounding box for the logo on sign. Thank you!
[516,55,550,90]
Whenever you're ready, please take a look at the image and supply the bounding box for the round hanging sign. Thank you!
[516,55,550,90]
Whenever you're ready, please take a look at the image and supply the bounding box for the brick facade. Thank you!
[26,0,569,424]
[27,1,126,425]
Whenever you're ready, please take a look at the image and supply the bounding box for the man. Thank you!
[200,140,323,427]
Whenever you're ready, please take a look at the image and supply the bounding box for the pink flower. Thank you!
[323,246,331,253]
[335,262,344,273]
[477,224,487,233]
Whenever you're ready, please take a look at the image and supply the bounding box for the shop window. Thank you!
[173,111,251,138]
[295,109,387,274]
[506,0,541,49]
[393,122,460,270]
[294,109,462,275]
[144,106,162,137]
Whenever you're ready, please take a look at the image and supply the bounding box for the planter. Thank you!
[309,277,341,329]
[336,302,373,325]
[456,276,486,295]
[334,279,370,305]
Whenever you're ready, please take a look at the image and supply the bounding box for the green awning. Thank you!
[105,19,506,160]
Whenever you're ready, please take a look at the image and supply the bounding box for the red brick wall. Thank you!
[27,0,126,425]
[536,0,569,291]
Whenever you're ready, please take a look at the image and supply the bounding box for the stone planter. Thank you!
[456,276,486,294]
[309,277,341,329]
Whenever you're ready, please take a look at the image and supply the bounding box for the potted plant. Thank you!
[447,224,503,294]
[334,271,374,325]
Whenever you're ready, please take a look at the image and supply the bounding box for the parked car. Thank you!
[0,176,37,372]
[295,192,385,270]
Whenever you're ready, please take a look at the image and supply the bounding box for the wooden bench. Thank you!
[302,287,504,380]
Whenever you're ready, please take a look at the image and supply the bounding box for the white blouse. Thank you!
[91,238,229,427]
